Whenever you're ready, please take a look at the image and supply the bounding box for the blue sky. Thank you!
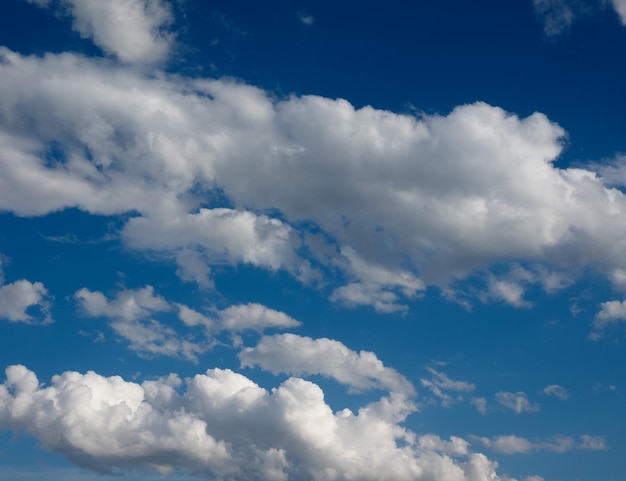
[0,1,625,480]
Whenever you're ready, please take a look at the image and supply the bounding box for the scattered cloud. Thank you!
[495,391,540,414]
[24,0,175,63]
[0,364,512,481]
[420,366,475,407]
[541,384,569,400]
[239,333,415,396]
[533,0,626,36]
[0,279,52,324]
[471,434,607,454]
[76,286,302,361]
[298,11,314,25]
[532,0,577,36]
[590,298,626,339]
[471,397,488,415]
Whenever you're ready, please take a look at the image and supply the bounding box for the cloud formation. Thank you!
[0,365,516,481]
[541,384,568,400]
[239,333,415,396]
[75,286,301,360]
[24,0,175,63]
[3,46,626,317]
[0,279,51,324]
[471,434,606,454]
[420,367,475,407]
[495,392,540,414]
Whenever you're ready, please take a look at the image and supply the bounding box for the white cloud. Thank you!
[0,253,7,285]
[330,246,425,313]
[25,0,175,63]
[472,435,533,454]
[239,333,415,396]
[75,285,171,321]
[75,286,205,361]
[612,0,626,24]
[541,384,568,400]
[4,48,626,313]
[122,208,311,281]
[532,0,576,35]
[75,286,301,359]
[175,249,214,289]
[0,365,515,481]
[420,367,475,407]
[495,391,540,414]
[298,12,314,25]
[471,397,488,415]
[533,0,626,35]
[218,304,301,332]
[0,279,52,324]
[591,298,626,339]
[471,434,606,454]
[579,434,607,450]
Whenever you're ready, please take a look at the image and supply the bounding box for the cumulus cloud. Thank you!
[75,285,301,359]
[495,391,540,414]
[541,384,568,400]
[471,434,607,454]
[218,304,301,332]
[239,333,415,396]
[24,0,175,63]
[122,208,312,282]
[420,367,475,407]
[591,298,626,338]
[0,279,52,324]
[330,246,425,313]
[75,285,207,361]
[0,365,516,481]
[4,48,626,314]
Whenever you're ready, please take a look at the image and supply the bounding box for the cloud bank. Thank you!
[0,364,514,481]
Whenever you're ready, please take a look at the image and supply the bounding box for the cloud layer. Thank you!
[2,46,626,314]
[0,365,514,481]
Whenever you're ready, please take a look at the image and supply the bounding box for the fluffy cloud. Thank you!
[471,434,606,454]
[4,48,626,313]
[591,298,626,338]
[0,365,517,481]
[218,304,301,332]
[122,208,311,282]
[495,392,540,414]
[75,286,301,360]
[239,333,415,396]
[0,279,51,324]
[24,0,175,63]
[75,285,205,361]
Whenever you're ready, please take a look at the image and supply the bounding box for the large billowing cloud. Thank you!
[0,364,517,481]
[2,45,626,312]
